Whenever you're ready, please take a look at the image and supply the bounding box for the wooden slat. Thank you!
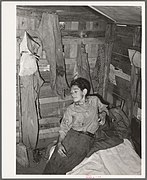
[62,37,105,45]
[70,44,77,58]
[16,97,72,121]
[116,26,134,37]
[39,96,72,105]
[17,8,42,18]
[16,130,59,142]
[16,116,61,127]
[39,132,59,140]
[65,57,97,64]
[59,14,102,22]
[39,83,57,98]
[40,104,69,118]
[71,22,79,30]
[16,127,60,139]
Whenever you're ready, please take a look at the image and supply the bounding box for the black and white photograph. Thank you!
[2,1,145,179]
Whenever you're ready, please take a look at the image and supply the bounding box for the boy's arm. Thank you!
[97,97,109,115]
[58,107,72,143]
[96,97,109,125]
[57,108,73,157]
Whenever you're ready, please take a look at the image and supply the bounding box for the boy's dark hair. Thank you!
[70,77,91,96]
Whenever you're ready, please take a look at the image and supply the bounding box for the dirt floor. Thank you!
[16,138,57,174]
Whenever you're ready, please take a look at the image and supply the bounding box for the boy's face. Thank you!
[70,85,84,103]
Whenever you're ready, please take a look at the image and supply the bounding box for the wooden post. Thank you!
[103,23,116,99]
[130,26,141,121]
[133,26,141,48]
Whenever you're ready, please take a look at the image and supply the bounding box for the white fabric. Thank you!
[19,53,38,76]
[20,31,32,54]
[47,145,56,162]
[128,49,141,68]
[67,139,141,175]
[19,31,40,76]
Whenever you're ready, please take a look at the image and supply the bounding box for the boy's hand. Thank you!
[57,142,67,157]
[98,111,107,125]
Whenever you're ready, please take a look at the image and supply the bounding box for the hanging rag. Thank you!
[92,44,105,96]
[20,72,43,149]
[19,31,44,149]
[19,31,40,76]
[37,13,68,98]
[73,42,93,93]
[20,31,40,55]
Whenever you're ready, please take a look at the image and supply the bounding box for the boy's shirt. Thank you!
[59,96,108,139]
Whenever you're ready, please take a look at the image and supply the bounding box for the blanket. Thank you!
[66,107,141,175]
[47,106,141,175]
[86,106,130,157]
[67,139,141,175]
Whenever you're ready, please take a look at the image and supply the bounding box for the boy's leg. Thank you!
[43,129,94,174]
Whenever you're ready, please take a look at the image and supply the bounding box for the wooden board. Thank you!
[16,128,60,142]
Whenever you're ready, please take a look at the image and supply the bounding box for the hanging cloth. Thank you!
[19,31,40,76]
[92,44,105,96]
[37,13,68,98]
[19,31,44,149]
[20,31,40,55]
[21,72,43,149]
[73,42,93,93]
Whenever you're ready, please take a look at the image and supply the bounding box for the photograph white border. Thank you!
[2,1,145,178]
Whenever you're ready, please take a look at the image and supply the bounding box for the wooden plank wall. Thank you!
[107,26,139,119]
[16,8,106,143]
[16,8,140,144]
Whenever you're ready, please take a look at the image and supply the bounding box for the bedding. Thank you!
[47,106,141,175]
[66,139,141,175]
[48,139,141,175]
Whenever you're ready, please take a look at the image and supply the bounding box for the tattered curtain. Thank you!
[73,43,93,93]
[19,31,44,149]
[92,44,106,96]
[37,13,68,98]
